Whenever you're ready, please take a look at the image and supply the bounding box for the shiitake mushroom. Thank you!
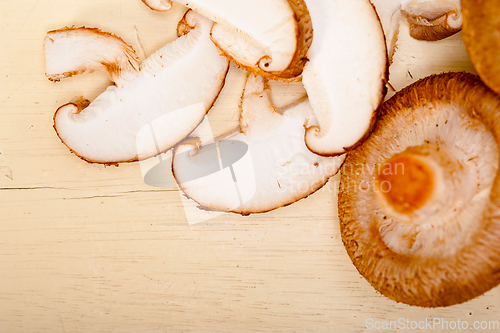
[45,11,229,164]
[338,72,500,307]
[462,0,500,97]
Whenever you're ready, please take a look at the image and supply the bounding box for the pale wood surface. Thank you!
[1,1,499,332]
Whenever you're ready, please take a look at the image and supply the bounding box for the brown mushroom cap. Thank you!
[462,0,500,97]
[338,72,500,307]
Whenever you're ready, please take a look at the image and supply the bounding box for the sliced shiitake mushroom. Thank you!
[172,74,345,215]
[45,10,229,164]
[143,0,312,81]
[141,0,172,11]
[338,72,500,307]
[371,0,462,62]
[462,0,500,97]
[302,0,387,156]
[44,27,140,86]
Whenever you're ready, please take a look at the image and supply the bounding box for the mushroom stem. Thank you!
[373,144,474,257]
[375,144,457,219]
[376,152,436,215]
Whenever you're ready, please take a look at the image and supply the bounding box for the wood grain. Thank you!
[0,1,498,332]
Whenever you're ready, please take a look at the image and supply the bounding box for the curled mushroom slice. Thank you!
[462,0,500,97]
[45,27,140,86]
[338,72,500,307]
[172,74,345,215]
[302,0,387,156]
[45,10,229,164]
[371,0,462,61]
[171,0,311,80]
[141,0,172,11]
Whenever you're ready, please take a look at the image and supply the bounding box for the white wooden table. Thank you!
[1,1,499,332]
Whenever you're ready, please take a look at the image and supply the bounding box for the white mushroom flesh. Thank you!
[370,0,462,61]
[49,11,229,163]
[141,0,172,11]
[174,0,297,73]
[302,0,387,156]
[45,27,140,86]
[172,74,345,214]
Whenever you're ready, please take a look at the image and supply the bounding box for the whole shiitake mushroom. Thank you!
[339,72,500,307]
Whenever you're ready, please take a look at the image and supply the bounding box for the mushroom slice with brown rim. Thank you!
[169,0,312,81]
[45,27,140,86]
[45,10,229,164]
[338,72,500,307]
[370,0,462,61]
[462,0,500,97]
[141,0,172,11]
[172,74,345,215]
[302,0,387,156]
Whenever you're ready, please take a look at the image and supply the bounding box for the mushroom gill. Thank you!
[45,10,229,164]
[338,72,500,307]
[172,74,345,215]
